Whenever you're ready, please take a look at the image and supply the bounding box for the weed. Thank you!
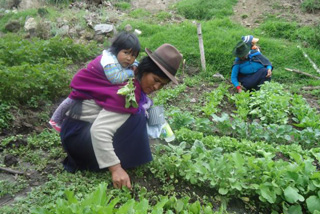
[241,14,248,19]
[0,179,28,197]
[0,102,15,131]
[155,11,172,21]
[301,0,320,13]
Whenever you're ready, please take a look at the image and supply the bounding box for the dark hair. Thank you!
[136,57,169,81]
[109,32,140,57]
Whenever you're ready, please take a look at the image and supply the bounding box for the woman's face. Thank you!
[140,72,170,94]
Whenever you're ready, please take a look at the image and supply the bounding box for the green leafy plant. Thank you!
[31,182,215,214]
[0,179,28,197]
[152,84,186,106]
[202,83,229,116]
[248,82,291,125]
[117,78,138,108]
[0,102,15,131]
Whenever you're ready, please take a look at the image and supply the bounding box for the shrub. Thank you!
[0,34,99,105]
[0,34,98,66]
[175,0,237,20]
[0,60,72,105]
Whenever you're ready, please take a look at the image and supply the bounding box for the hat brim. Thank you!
[145,48,178,84]
[232,49,250,58]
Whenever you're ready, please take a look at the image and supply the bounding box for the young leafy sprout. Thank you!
[117,78,138,108]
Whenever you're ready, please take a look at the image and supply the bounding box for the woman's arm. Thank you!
[90,109,130,168]
[90,108,131,189]
[231,64,241,92]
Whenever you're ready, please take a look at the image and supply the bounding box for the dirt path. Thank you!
[231,0,320,28]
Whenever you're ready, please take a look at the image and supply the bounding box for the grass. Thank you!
[114,2,131,11]
[1,0,320,213]
[174,0,237,20]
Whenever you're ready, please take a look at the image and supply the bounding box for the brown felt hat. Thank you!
[145,44,183,84]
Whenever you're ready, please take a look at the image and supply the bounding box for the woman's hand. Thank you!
[109,164,132,189]
[266,69,272,78]
[236,85,242,93]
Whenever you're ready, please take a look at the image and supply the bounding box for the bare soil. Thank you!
[231,0,320,28]
[131,0,180,12]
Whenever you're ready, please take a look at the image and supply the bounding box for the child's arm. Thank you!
[101,50,138,84]
[103,64,134,84]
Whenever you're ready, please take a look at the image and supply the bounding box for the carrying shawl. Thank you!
[69,55,142,114]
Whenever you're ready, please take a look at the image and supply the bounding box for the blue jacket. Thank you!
[231,50,273,87]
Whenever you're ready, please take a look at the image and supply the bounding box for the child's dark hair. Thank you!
[136,57,169,81]
[109,32,140,57]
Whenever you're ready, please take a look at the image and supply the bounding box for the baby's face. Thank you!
[117,49,136,68]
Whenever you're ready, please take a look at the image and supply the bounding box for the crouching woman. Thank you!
[60,44,183,189]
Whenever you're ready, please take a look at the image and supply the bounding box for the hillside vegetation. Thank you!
[1,0,320,213]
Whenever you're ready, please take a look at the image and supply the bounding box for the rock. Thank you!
[68,27,78,38]
[24,17,37,32]
[190,98,196,103]
[57,25,70,37]
[212,73,225,81]
[39,20,52,39]
[5,20,20,32]
[94,24,113,35]
[80,30,94,40]
[3,0,21,9]
[19,0,43,10]
[24,17,37,37]
[4,154,18,167]
[94,34,105,43]
[87,0,102,4]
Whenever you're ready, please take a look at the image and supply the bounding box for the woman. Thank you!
[231,41,273,93]
[60,44,183,189]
